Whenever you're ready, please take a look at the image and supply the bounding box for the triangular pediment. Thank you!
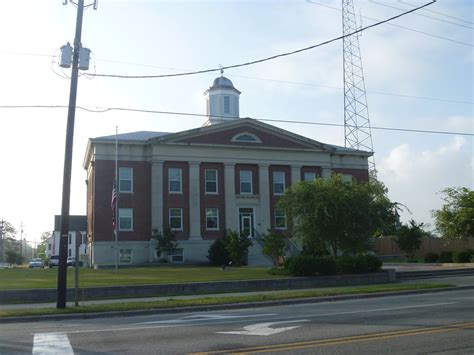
[149,118,336,151]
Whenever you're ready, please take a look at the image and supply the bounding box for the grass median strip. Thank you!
[0,283,453,318]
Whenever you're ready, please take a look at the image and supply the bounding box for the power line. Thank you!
[88,0,437,79]
[369,0,473,29]
[307,0,473,47]
[0,104,471,137]
[398,0,474,25]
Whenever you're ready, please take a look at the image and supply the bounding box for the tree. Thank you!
[6,250,23,266]
[207,236,231,266]
[279,174,399,257]
[432,187,474,240]
[37,231,52,258]
[225,230,252,266]
[393,219,426,259]
[151,228,179,259]
[262,229,287,266]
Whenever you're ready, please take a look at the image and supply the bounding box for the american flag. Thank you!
[111,181,117,229]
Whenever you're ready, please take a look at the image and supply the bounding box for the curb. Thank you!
[2,285,473,324]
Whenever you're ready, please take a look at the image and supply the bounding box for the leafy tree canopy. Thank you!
[279,174,399,257]
[262,229,287,266]
[432,187,474,240]
[151,227,179,257]
[393,219,426,258]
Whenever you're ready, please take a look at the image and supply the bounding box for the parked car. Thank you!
[28,258,44,268]
[49,255,59,268]
[67,257,83,267]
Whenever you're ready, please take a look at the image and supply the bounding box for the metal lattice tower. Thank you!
[342,0,376,177]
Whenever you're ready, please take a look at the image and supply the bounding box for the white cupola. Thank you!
[203,72,241,126]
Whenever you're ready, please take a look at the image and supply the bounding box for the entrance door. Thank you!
[239,208,254,238]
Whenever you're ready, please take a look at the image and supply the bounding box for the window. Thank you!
[169,208,183,230]
[205,169,218,194]
[231,132,261,143]
[206,208,219,230]
[119,249,132,263]
[119,167,133,193]
[342,174,353,183]
[48,243,51,251]
[240,170,252,194]
[119,208,133,231]
[224,95,230,113]
[304,172,317,182]
[169,168,182,193]
[68,249,72,257]
[273,171,285,194]
[169,248,183,262]
[68,234,72,245]
[274,209,287,229]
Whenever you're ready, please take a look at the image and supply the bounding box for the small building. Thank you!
[83,76,371,267]
[46,215,87,263]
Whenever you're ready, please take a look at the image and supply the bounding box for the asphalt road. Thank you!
[1,287,473,354]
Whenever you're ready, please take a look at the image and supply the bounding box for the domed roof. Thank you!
[210,76,235,89]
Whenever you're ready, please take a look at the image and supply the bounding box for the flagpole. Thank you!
[115,126,119,272]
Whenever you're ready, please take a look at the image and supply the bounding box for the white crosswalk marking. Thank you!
[33,333,73,354]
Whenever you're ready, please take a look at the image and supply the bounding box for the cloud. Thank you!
[378,136,473,228]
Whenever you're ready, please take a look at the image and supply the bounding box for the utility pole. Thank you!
[342,0,376,178]
[57,0,96,309]
[19,221,24,258]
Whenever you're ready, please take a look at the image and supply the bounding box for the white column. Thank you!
[189,161,201,238]
[224,163,237,231]
[258,164,270,233]
[291,165,301,186]
[322,167,332,180]
[151,161,164,232]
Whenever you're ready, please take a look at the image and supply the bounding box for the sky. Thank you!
[0,0,472,249]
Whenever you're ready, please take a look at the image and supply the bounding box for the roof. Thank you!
[54,215,87,232]
[95,131,170,142]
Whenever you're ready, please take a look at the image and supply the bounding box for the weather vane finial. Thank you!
[219,64,224,77]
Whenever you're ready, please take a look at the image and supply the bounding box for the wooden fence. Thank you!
[374,236,474,257]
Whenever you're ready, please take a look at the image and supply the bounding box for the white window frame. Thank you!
[168,168,182,193]
[205,169,218,194]
[119,208,133,231]
[303,171,317,182]
[169,248,184,263]
[273,171,285,195]
[205,208,219,230]
[240,170,253,194]
[342,174,353,183]
[169,208,183,231]
[119,167,133,193]
[274,209,287,230]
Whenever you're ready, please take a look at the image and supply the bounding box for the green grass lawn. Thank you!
[0,266,285,290]
[0,282,453,318]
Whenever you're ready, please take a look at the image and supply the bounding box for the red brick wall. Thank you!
[163,161,189,240]
[332,168,369,182]
[200,163,226,239]
[93,160,151,242]
[269,165,291,230]
[235,164,259,195]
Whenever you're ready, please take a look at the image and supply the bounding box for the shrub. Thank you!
[287,255,336,276]
[207,236,231,266]
[439,251,453,263]
[225,231,253,266]
[452,251,472,263]
[365,254,383,272]
[337,255,368,274]
[337,254,382,274]
[424,252,439,263]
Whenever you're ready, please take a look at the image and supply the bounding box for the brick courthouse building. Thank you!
[83,76,371,267]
